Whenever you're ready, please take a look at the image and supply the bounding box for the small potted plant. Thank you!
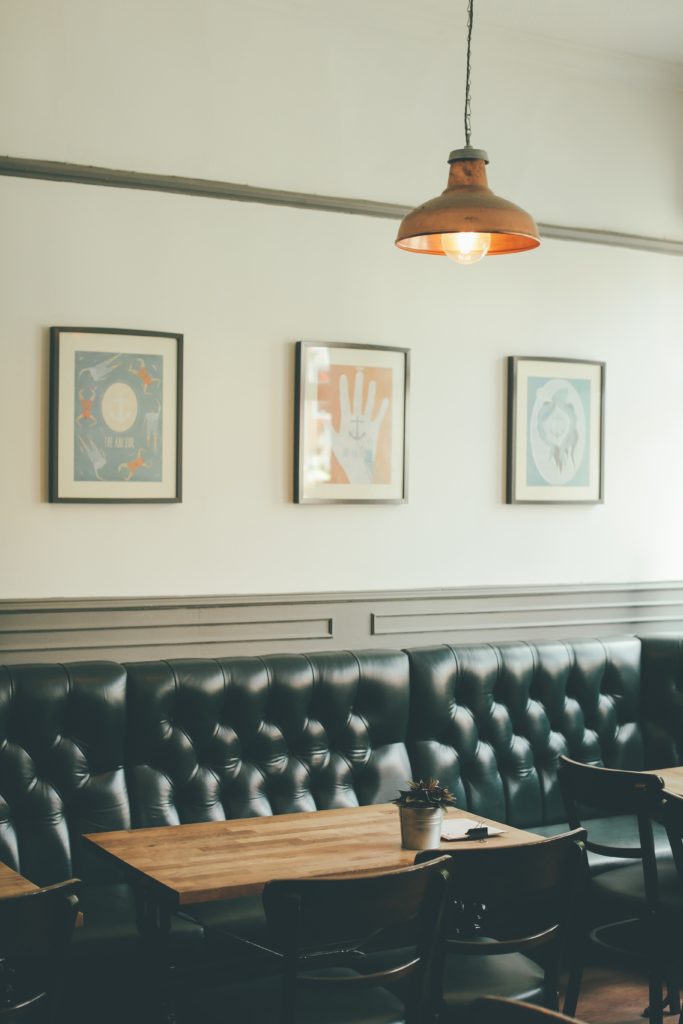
[393,778,457,850]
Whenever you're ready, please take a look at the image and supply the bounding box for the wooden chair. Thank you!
[415,830,589,1021]
[181,856,453,1024]
[0,878,80,1022]
[558,756,679,1024]
[464,996,588,1024]
[660,790,683,881]
[655,791,683,1024]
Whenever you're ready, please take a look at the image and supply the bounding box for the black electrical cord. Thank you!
[464,0,474,146]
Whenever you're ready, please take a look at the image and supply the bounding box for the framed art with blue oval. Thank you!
[506,356,604,504]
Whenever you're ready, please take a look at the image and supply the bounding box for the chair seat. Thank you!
[70,883,205,958]
[439,952,545,1013]
[592,857,683,912]
[532,816,672,876]
[184,893,267,946]
[182,968,407,1024]
[62,883,207,1024]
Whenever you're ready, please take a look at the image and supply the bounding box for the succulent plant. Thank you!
[393,778,457,809]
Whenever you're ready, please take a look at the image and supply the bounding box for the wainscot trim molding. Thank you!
[1,156,682,258]
[1,582,682,664]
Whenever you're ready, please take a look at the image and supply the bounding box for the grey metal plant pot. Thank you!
[399,806,444,850]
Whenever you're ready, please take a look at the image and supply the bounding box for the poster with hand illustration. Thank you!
[294,342,409,503]
[506,356,604,504]
[49,327,183,502]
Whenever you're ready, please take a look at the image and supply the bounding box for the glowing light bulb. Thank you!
[441,231,491,265]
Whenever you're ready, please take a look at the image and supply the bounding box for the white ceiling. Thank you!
[471,0,683,66]
[322,0,683,66]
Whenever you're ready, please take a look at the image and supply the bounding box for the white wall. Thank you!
[0,0,682,599]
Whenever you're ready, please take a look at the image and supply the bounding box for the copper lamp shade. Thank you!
[396,147,540,257]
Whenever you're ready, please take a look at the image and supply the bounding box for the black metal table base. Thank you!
[134,884,178,1024]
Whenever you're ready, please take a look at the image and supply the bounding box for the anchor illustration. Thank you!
[349,416,366,441]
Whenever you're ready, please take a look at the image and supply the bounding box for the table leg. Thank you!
[134,884,178,1024]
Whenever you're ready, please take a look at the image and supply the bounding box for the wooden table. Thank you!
[84,802,541,909]
[82,805,542,1024]
[0,861,39,900]
[652,766,683,797]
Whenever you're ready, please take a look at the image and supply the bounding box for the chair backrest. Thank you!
[465,996,587,1024]
[558,756,665,860]
[261,857,453,1024]
[0,879,79,1022]
[416,830,588,953]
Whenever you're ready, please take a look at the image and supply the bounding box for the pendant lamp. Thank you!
[396,0,540,264]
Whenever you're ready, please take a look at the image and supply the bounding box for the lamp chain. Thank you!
[464,0,474,146]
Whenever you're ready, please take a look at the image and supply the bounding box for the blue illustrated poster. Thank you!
[73,350,163,482]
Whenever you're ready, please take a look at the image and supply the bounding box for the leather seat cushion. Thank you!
[70,883,204,959]
[186,901,424,986]
[439,953,545,1013]
[592,857,683,912]
[345,943,546,1012]
[183,893,267,944]
[532,816,672,875]
[183,968,407,1024]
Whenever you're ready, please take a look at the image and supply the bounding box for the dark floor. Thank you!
[567,924,682,1024]
[81,939,674,1024]
[576,960,653,1024]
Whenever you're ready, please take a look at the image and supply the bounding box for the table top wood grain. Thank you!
[0,861,39,900]
[84,803,543,907]
[650,765,683,798]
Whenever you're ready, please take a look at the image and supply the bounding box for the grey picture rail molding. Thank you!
[1,155,682,259]
[1,581,683,665]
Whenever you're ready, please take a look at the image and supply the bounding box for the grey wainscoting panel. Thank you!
[1,582,683,664]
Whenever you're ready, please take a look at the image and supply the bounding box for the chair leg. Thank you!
[641,992,674,1023]
[563,957,584,1018]
[640,983,682,1021]
[562,920,587,1018]
[642,954,664,1024]
[542,953,560,1013]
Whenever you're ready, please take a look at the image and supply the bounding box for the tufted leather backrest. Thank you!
[641,635,683,768]
[405,637,643,827]
[125,651,412,827]
[0,662,130,886]
[3,634,682,889]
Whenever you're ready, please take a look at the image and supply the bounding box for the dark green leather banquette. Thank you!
[2,636,682,884]
[0,633,681,1020]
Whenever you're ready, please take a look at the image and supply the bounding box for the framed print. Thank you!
[506,356,605,504]
[294,341,409,503]
[49,327,183,502]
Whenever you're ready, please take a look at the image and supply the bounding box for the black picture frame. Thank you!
[49,326,183,503]
[506,355,605,504]
[294,341,409,504]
